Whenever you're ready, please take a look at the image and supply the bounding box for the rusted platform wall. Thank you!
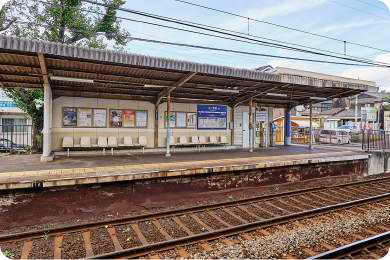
[0,160,365,229]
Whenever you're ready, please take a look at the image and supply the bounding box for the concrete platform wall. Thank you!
[366,151,390,176]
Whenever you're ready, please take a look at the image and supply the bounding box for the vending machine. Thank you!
[259,122,267,147]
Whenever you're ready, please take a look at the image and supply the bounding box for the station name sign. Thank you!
[197,105,227,130]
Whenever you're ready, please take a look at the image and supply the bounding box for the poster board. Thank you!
[93,109,107,127]
[197,105,227,129]
[165,112,176,128]
[62,107,78,127]
[256,113,266,122]
[136,111,147,127]
[187,112,196,128]
[78,108,92,127]
[176,112,187,128]
[109,109,123,127]
[123,110,135,127]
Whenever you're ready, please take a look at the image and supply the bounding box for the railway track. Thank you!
[1,176,390,259]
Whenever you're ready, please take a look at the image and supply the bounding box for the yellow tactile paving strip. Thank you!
[0,150,358,180]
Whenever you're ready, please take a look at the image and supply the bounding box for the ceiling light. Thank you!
[214,88,239,93]
[50,76,93,83]
[144,85,168,88]
[266,93,287,97]
[310,97,327,100]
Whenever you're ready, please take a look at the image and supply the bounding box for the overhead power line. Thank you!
[174,0,390,53]
[77,0,390,67]
[35,0,390,68]
[355,0,390,12]
[329,0,390,21]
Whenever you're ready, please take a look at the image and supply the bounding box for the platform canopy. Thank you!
[0,35,378,109]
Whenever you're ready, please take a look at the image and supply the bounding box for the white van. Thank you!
[319,129,351,145]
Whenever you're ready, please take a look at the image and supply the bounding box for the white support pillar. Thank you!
[165,93,171,157]
[41,84,53,162]
[309,102,313,150]
[249,97,253,152]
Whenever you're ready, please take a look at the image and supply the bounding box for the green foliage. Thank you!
[42,231,50,240]
[227,195,233,199]
[4,251,15,258]
[384,94,390,112]
[123,227,130,233]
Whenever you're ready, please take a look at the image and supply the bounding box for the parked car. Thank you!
[0,139,27,152]
[338,125,361,134]
[319,129,351,145]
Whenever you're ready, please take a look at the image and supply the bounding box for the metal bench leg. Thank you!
[67,148,69,157]
[142,146,144,154]
[204,144,205,151]
[103,148,105,155]
[111,148,113,155]
[173,146,175,153]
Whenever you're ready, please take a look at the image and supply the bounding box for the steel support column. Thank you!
[309,102,313,150]
[165,94,171,157]
[41,83,52,161]
[249,97,253,152]
[284,109,291,146]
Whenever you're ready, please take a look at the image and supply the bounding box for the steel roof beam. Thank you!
[155,72,196,105]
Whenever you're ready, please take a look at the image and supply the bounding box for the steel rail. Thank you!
[307,230,390,259]
[88,193,390,259]
[0,176,389,244]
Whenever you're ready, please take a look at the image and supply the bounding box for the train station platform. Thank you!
[0,145,369,191]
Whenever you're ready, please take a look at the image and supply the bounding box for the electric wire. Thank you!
[174,0,390,53]
[75,0,390,66]
[329,0,390,21]
[355,0,390,12]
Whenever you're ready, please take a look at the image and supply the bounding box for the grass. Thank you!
[42,231,50,240]
[4,251,15,258]
[123,227,130,233]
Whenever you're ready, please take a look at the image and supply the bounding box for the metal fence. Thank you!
[362,130,390,151]
[0,125,33,152]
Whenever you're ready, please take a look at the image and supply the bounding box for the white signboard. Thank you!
[256,113,266,122]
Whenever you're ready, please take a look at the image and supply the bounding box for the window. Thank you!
[1,118,27,132]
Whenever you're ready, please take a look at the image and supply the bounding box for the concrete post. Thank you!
[355,95,358,128]
[268,107,274,147]
[41,84,53,162]
[249,97,253,152]
[165,94,171,157]
[309,102,313,150]
[284,109,291,146]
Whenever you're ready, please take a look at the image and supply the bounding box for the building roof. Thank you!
[0,35,378,108]
[331,108,361,119]
[317,107,343,116]
[350,92,388,105]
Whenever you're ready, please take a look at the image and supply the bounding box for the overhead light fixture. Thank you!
[50,76,94,84]
[310,97,327,100]
[144,85,168,88]
[266,93,287,97]
[214,88,239,93]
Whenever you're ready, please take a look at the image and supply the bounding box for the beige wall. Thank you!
[52,97,155,150]
[52,97,233,150]
[157,103,232,148]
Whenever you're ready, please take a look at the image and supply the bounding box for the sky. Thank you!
[102,0,390,91]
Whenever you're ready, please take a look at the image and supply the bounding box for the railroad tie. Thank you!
[151,220,174,241]
[351,234,365,240]
[149,254,160,259]
[369,252,382,259]
[199,242,213,252]
[240,233,253,241]
[287,197,314,209]
[250,203,279,217]
[345,209,359,215]
[363,228,378,236]
[222,208,249,224]
[299,195,327,206]
[221,238,235,246]
[237,205,264,220]
[333,213,345,218]
[172,216,195,236]
[276,226,289,232]
[293,222,305,228]
[130,223,149,245]
[82,231,94,258]
[337,238,350,245]
[377,225,390,231]
[54,236,63,259]
[307,218,319,224]
[258,229,272,236]
[277,199,305,211]
[320,243,334,250]
[320,215,333,221]
[302,248,318,257]
[264,201,292,214]
[207,211,233,228]
[190,214,214,232]
[175,247,190,258]
[107,227,124,251]
[20,240,33,259]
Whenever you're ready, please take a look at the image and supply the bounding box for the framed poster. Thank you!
[136,110,147,127]
[62,107,78,127]
[187,112,196,128]
[197,105,227,130]
[110,109,123,127]
[176,112,187,128]
[78,108,92,127]
[165,112,176,128]
[255,113,266,122]
[93,109,107,127]
[123,110,135,127]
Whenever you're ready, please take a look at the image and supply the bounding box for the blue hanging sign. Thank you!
[197,105,227,129]
[0,101,16,107]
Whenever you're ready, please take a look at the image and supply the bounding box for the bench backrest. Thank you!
[108,136,118,147]
[179,136,188,144]
[98,137,108,147]
[210,135,218,143]
[221,135,228,143]
[199,136,206,143]
[62,136,73,147]
[80,136,91,147]
[139,136,148,146]
[124,136,133,146]
[170,137,176,145]
[191,136,199,143]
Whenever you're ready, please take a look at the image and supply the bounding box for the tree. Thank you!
[384,93,390,111]
[0,0,130,151]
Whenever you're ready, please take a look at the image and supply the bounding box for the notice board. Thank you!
[197,105,227,129]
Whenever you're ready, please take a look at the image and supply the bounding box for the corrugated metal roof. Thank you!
[0,35,379,108]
